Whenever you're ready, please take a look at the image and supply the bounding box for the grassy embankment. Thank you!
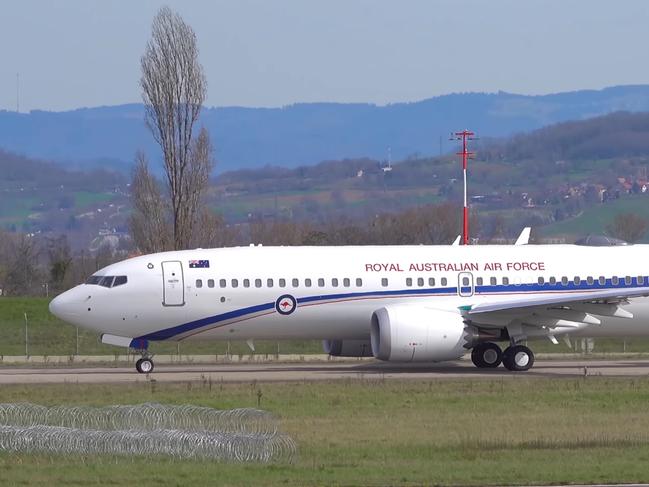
[1,378,649,485]
[539,194,649,241]
[2,297,649,357]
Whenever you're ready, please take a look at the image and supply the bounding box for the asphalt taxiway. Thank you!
[0,358,648,384]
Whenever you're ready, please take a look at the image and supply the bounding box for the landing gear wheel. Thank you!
[471,342,503,368]
[502,345,534,372]
[135,357,154,374]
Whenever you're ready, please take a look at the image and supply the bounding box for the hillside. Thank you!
[4,110,649,246]
[0,150,129,248]
[2,85,649,173]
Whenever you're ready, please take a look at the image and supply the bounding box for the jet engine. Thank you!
[323,339,373,357]
[370,305,467,362]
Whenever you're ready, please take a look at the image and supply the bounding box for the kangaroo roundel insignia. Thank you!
[275,294,297,315]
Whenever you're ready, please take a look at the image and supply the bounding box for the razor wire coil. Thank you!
[0,403,296,462]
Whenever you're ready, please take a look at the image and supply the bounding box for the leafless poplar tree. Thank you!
[129,151,172,253]
[139,6,213,250]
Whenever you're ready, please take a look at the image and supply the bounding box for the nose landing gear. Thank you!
[135,357,154,374]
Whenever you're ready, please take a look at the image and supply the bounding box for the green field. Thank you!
[539,194,649,241]
[3,297,649,357]
[2,378,649,485]
[0,297,323,356]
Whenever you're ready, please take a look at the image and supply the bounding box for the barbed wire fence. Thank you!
[0,403,297,462]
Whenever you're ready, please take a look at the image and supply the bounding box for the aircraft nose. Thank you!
[49,290,80,322]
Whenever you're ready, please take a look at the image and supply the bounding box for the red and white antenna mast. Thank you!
[450,130,477,245]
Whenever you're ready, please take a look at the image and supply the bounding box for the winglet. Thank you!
[452,235,461,246]
[514,227,531,245]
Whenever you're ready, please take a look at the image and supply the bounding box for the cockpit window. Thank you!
[99,276,114,288]
[113,276,128,286]
[86,275,128,288]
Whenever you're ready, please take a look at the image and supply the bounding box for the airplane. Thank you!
[49,229,649,374]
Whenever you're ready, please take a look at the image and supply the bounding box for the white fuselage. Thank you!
[49,244,649,349]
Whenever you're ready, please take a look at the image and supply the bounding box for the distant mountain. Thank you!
[2,85,649,174]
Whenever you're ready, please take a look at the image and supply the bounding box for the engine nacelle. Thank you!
[323,339,373,357]
[370,305,467,362]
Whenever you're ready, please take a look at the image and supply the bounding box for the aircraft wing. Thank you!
[468,287,649,316]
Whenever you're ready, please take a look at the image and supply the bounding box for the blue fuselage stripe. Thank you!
[136,277,647,341]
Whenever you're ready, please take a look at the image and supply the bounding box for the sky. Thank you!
[1,0,648,112]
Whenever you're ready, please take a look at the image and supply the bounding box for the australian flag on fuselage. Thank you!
[189,259,210,269]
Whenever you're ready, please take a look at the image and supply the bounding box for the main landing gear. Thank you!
[471,342,534,372]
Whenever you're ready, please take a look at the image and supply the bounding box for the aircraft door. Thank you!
[458,272,474,297]
[162,261,185,306]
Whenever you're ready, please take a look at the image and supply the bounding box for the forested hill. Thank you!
[217,111,649,190]
[0,150,125,191]
[483,111,649,162]
[2,85,649,174]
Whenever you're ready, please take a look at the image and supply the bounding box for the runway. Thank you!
[0,358,649,384]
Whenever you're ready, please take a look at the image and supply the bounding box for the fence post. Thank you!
[24,312,28,357]
[76,327,79,355]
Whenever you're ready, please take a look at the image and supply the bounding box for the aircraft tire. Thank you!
[502,345,534,372]
[135,358,154,374]
[471,342,503,368]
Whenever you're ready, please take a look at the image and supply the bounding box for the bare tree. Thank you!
[140,6,212,250]
[46,235,73,291]
[606,212,649,243]
[5,234,41,296]
[129,151,172,253]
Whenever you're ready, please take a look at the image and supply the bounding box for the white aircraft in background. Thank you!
[49,230,649,373]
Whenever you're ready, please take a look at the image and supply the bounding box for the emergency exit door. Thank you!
[458,272,474,297]
[162,261,185,306]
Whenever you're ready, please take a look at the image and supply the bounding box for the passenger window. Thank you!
[598,276,606,285]
[561,276,568,285]
[267,278,274,288]
[586,276,594,285]
[490,277,497,285]
[196,279,203,288]
[537,277,544,285]
[305,278,312,287]
[502,277,509,285]
[292,278,299,287]
[462,277,469,286]
[207,279,214,288]
[549,277,557,285]
[332,278,339,287]
[625,276,632,285]
[318,278,325,287]
[417,277,424,287]
[356,278,362,287]
[612,276,619,285]
[231,279,239,288]
[406,278,413,287]
[219,279,226,288]
[476,277,483,286]
[113,276,127,287]
[574,276,580,285]
[381,278,388,287]
[429,277,435,286]
[243,279,250,288]
[255,279,262,288]
[279,279,286,287]
[637,276,644,285]
[441,277,447,286]
[341,278,349,287]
